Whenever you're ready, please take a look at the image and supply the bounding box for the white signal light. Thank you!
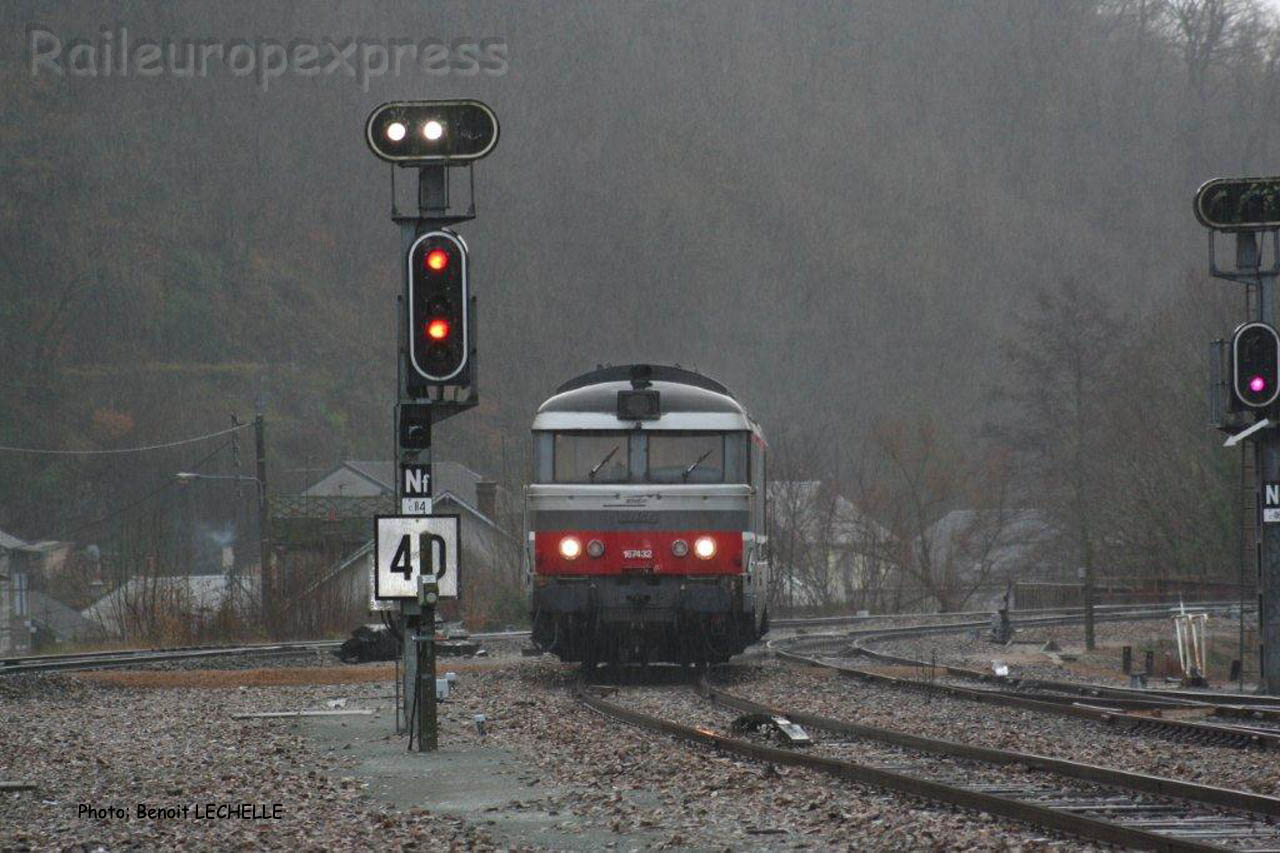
[693,536,716,560]
[386,122,406,142]
[587,539,605,558]
[559,536,582,560]
[423,120,444,141]
[671,539,689,557]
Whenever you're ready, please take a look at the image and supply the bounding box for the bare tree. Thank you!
[859,418,1020,613]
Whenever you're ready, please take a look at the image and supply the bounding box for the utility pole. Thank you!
[1082,558,1095,651]
[1196,176,1280,695]
[255,411,270,628]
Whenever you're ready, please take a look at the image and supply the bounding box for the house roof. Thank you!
[922,508,1055,573]
[304,460,498,512]
[0,529,47,554]
[0,529,27,551]
[82,574,260,633]
[25,590,101,641]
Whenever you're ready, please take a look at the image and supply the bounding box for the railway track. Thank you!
[578,678,1280,851]
[0,627,547,675]
[1,601,1245,677]
[773,605,1280,749]
[0,639,345,674]
[0,607,1024,675]
[852,629,1280,710]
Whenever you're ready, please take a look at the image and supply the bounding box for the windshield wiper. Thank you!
[588,445,620,481]
[682,450,714,482]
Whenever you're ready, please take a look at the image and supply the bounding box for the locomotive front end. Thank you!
[526,365,769,669]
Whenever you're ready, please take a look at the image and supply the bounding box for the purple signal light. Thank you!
[1251,375,1268,394]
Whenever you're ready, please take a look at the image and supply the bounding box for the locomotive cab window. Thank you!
[647,432,728,483]
[553,432,630,483]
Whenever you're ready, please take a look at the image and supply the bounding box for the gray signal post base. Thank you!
[403,598,439,752]
[393,163,479,748]
[1207,228,1280,695]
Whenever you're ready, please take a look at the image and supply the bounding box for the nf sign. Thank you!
[374,515,459,599]
[401,463,432,515]
[402,464,431,496]
[1266,484,1280,524]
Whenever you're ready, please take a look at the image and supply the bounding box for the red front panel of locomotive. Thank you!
[534,530,742,576]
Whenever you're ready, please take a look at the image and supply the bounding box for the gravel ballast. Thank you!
[721,659,1280,799]
[6,617,1275,851]
[3,655,1105,851]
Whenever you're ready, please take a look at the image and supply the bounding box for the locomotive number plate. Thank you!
[623,549,653,559]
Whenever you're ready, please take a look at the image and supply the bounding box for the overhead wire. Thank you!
[55,438,235,540]
[0,422,250,455]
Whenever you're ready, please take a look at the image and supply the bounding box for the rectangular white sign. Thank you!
[374,515,459,599]
[1267,483,1280,524]
[401,497,433,515]
[402,464,431,497]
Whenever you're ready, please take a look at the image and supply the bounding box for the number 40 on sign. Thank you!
[374,515,459,599]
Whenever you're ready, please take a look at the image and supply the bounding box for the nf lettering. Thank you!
[403,466,431,496]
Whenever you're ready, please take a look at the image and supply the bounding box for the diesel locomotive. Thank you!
[525,364,769,668]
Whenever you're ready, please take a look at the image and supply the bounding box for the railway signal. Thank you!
[365,100,499,165]
[407,230,469,384]
[1197,174,1280,696]
[1195,177,1280,231]
[365,99,498,751]
[1232,322,1280,409]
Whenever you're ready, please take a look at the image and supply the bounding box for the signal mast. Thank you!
[364,100,499,749]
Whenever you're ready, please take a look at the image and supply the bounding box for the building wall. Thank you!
[0,552,10,655]
[0,550,28,655]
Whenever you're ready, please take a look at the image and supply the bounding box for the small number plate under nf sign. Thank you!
[401,497,432,515]
[374,515,459,599]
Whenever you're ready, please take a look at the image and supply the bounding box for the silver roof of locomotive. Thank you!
[532,371,757,433]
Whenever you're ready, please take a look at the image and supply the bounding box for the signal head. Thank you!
[1232,321,1280,409]
[366,100,499,165]
[1195,177,1280,231]
[407,230,469,384]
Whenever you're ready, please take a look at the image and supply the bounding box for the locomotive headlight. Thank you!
[693,536,716,560]
[671,539,689,558]
[586,539,605,558]
[559,536,582,560]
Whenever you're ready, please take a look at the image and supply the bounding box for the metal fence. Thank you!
[1013,578,1251,610]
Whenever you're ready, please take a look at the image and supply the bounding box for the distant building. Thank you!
[0,530,83,652]
[0,528,31,654]
[768,481,892,609]
[280,460,513,628]
[920,508,1056,609]
[302,460,501,520]
[81,574,258,639]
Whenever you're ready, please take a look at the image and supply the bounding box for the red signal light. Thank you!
[425,249,449,272]
[425,318,451,340]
